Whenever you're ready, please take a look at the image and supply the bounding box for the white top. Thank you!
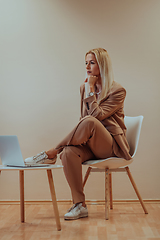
[0,165,63,171]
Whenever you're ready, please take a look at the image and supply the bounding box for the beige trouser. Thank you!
[55,116,114,204]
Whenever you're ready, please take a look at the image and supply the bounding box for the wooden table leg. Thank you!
[19,170,25,222]
[105,168,109,220]
[47,169,61,231]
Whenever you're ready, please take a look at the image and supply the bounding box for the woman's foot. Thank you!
[64,203,88,220]
[46,148,58,159]
[24,151,57,165]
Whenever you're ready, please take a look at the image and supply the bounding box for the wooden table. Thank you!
[0,165,63,231]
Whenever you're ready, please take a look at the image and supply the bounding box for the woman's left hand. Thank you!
[86,75,98,87]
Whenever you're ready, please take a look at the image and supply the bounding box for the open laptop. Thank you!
[0,135,50,168]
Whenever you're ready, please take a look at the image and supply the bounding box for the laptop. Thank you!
[0,135,50,168]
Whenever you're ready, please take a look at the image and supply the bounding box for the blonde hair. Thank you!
[85,48,114,103]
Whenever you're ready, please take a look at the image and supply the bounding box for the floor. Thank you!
[0,202,160,240]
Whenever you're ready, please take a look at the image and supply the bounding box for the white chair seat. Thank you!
[83,157,133,169]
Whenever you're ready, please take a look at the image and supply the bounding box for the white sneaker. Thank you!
[24,151,57,165]
[64,203,88,220]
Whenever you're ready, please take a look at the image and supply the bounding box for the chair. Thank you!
[82,116,148,219]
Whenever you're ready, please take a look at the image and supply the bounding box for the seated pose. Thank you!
[25,48,132,220]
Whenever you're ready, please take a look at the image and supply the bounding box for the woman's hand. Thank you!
[85,75,98,87]
[85,75,98,93]
[87,75,98,87]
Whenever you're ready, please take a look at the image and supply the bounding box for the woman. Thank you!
[25,48,132,220]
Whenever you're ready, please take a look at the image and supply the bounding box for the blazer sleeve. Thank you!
[83,87,126,121]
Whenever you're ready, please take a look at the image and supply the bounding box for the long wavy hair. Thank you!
[85,48,114,103]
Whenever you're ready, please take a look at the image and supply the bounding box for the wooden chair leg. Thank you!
[19,170,25,222]
[109,173,113,209]
[105,168,110,220]
[125,166,148,214]
[83,167,92,188]
[47,169,61,231]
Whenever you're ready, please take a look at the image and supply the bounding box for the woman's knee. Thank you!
[81,115,95,122]
[80,115,98,127]
[80,116,104,132]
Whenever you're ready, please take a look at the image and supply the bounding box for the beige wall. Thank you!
[0,0,160,201]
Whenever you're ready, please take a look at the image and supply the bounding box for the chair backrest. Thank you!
[124,116,143,158]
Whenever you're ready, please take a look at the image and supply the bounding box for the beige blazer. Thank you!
[80,81,132,160]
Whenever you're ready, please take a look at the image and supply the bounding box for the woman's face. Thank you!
[85,53,100,77]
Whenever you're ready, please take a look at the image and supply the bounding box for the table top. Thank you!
[0,164,63,171]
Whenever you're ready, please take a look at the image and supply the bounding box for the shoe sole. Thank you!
[64,213,88,220]
[25,157,57,165]
[40,158,57,164]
